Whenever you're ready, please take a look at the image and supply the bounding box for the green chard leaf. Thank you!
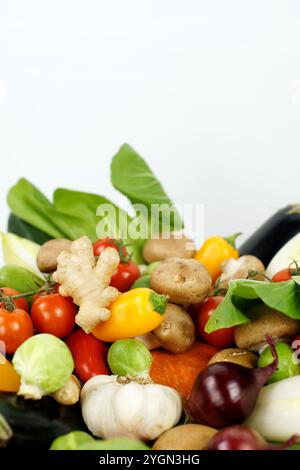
[205,278,300,333]
[111,144,183,234]
[53,188,144,263]
[7,179,83,240]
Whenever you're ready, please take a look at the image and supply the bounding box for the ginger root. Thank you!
[53,375,82,406]
[53,236,120,333]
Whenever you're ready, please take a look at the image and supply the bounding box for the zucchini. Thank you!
[239,205,300,266]
[0,394,86,449]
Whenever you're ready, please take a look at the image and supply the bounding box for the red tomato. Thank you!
[110,261,141,292]
[31,294,76,338]
[0,307,33,354]
[0,287,29,312]
[194,296,235,348]
[65,329,109,382]
[272,268,293,282]
[93,237,127,258]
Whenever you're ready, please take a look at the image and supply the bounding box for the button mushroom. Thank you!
[217,255,265,289]
[234,304,300,351]
[37,238,72,273]
[152,303,196,353]
[208,348,258,369]
[150,258,212,305]
[143,233,196,264]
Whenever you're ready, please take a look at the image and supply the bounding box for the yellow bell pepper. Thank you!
[92,288,167,342]
[0,353,20,392]
[194,233,240,283]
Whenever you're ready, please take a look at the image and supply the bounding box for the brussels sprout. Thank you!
[50,431,94,450]
[108,339,152,376]
[258,342,300,383]
[131,274,151,289]
[13,334,74,399]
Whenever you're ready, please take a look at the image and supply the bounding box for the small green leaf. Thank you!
[206,278,300,333]
[149,291,168,315]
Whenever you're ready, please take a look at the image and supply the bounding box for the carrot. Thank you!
[150,341,218,400]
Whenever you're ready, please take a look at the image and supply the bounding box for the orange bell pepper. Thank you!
[0,353,20,392]
[194,233,240,283]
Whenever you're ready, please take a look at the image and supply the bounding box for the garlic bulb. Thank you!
[81,375,182,441]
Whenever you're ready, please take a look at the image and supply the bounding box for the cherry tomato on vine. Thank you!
[110,261,141,292]
[93,238,127,258]
[31,293,77,338]
[0,307,33,354]
[93,238,140,291]
[194,296,235,348]
[272,268,293,282]
[65,329,109,382]
[0,287,29,312]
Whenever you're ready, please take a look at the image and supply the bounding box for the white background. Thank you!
[1,1,300,249]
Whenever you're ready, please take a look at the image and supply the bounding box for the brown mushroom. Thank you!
[143,233,196,263]
[208,348,258,368]
[152,303,196,353]
[150,258,211,304]
[218,255,265,289]
[37,238,72,273]
[153,424,217,450]
[235,304,300,351]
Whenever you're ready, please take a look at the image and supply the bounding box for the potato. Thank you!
[153,424,217,450]
[150,258,211,304]
[208,348,258,368]
[143,234,195,263]
[37,238,72,273]
[153,303,196,353]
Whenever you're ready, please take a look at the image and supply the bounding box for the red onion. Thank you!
[206,425,298,451]
[186,336,278,429]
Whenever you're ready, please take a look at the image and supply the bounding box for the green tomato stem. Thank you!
[224,232,242,248]
[149,291,168,315]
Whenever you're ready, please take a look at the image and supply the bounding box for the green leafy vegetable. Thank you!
[205,278,300,333]
[53,188,143,262]
[8,213,51,245]
[111,144,183,233]
[7,179,82,239]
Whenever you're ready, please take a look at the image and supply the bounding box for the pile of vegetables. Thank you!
[1,143,300,451]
